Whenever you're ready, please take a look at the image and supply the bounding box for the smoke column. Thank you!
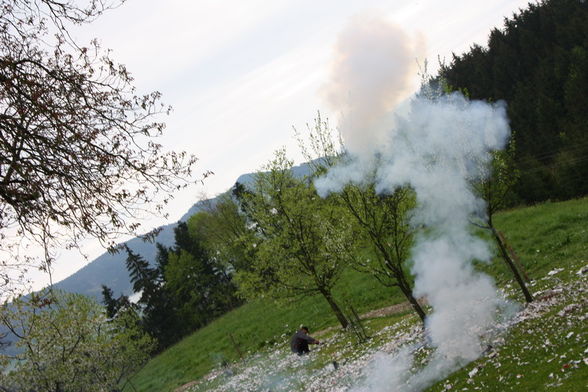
[322,14,424,158]
[316,17,512,392]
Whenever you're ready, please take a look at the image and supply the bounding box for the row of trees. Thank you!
[231,117,531,328]
[126,113,530,337]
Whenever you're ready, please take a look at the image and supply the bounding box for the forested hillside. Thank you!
[439,0,588,203]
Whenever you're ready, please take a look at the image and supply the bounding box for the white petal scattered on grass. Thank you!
[547,268,564,276]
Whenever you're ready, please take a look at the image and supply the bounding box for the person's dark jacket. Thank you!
[290,329,318,355]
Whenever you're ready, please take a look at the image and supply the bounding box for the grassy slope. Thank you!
[129,197,588,392]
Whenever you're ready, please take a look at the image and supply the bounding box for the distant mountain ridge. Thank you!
[52,162,312,300]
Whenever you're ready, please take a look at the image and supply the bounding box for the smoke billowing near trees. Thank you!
[314,16,518,391]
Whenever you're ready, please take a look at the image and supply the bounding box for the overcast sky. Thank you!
[34,0,532,288]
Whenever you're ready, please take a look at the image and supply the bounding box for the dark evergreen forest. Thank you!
[439,0,588,203]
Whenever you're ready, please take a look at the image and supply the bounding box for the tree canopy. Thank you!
[0,289,154,391]
[235,149,354,328]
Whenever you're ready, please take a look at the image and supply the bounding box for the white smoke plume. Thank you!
[316,17,514,392]
[352,349,413,392]
[322,14,424,158]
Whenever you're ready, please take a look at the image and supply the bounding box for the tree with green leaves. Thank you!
[101,284,135,319]
[296,116,427,324]
[114,223,241,349]
[439,0,588,203]
[164,221,241,333]
[122,245,178,349]
[0,290,154,392]
[471,142,534,303]
[338,184,426,323]
[235,149,353,329]
[188,193,258,273]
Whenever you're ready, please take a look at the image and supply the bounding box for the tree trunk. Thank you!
[319,289,349,329]
[397,277,427,324]
[492,227,534,303]
[497,230,530,282]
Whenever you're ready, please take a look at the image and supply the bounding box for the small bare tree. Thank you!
[472,144,533,303]
[338,184,427,323]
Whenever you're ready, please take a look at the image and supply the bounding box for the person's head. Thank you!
[300,326,309,334]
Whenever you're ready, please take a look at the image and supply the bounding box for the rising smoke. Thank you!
[321,13,424,158]
[316,16,514,392]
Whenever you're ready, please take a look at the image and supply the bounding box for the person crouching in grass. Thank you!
[290,326,320,355]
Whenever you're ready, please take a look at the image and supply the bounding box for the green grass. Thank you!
[129,197,588,391]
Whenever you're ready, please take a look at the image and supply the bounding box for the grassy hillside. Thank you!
[128,197,588,391]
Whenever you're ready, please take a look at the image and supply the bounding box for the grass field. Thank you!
[128,197,588,391]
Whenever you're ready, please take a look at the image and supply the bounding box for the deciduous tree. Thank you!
[472,143,534,303]
[236,149,352,329]
[189,193,258,273]
[0,0,199,297]
[296,116,427,324]
[0,289,154,391]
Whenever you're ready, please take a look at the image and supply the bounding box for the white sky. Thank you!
[32,0,533,289]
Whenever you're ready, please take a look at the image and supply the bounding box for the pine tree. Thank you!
[124,245,157,298]
[101,285,118,319]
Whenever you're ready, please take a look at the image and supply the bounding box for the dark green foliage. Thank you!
[232,181,254,214]
[188,194,257,273]
[124,245,158,296]
[173,222,203,257]
[117,221,241,351]
[100,284,134,319]
[439,0,588,203]
[165,221,241,332]
[155,242,170,277]
[123,246,179,350]
[101,285,117,318]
